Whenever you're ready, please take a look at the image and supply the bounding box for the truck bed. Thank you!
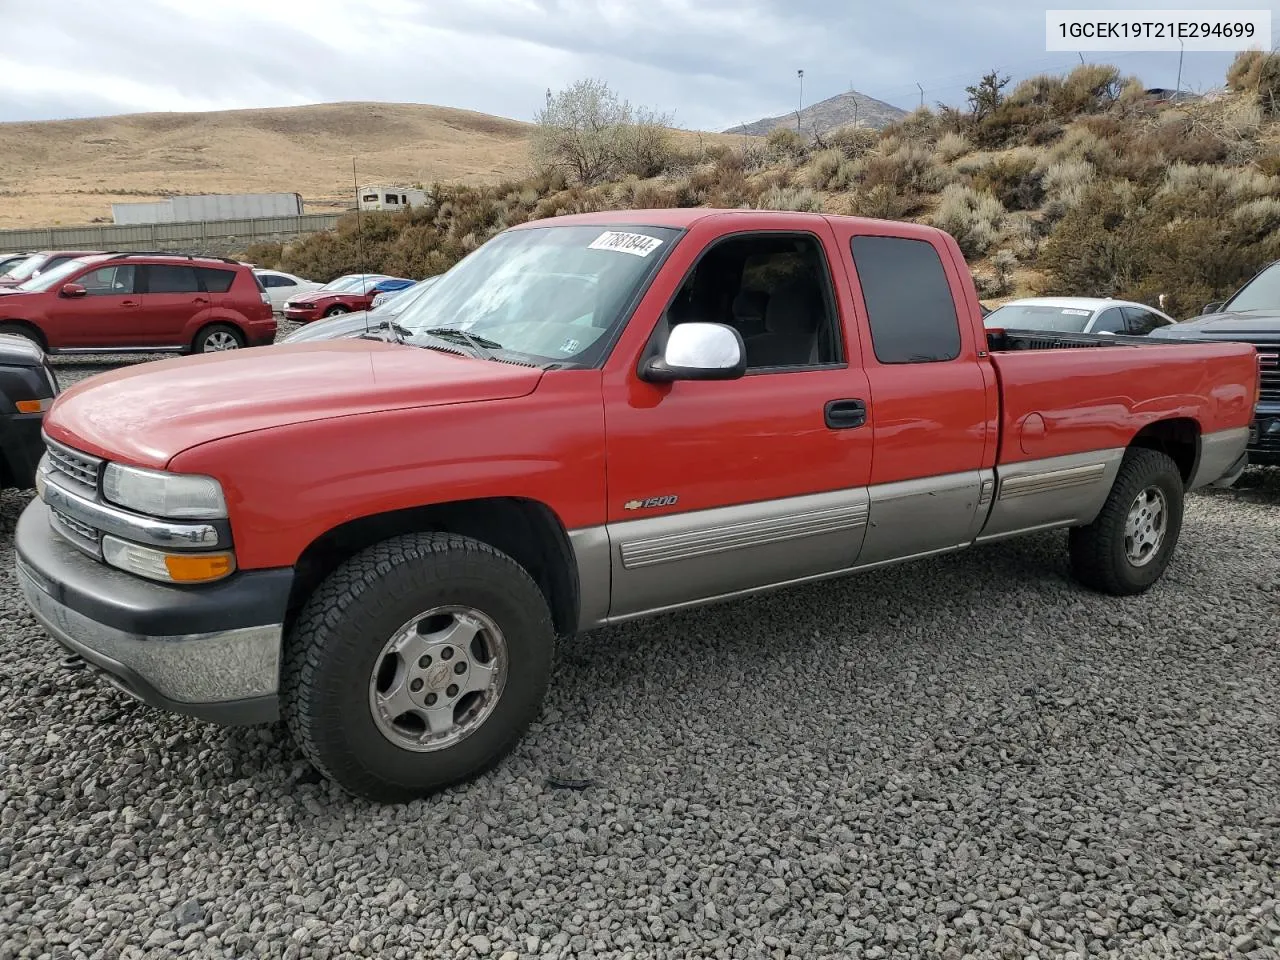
[984,327,1259,466]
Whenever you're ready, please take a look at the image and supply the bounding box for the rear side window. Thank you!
[850,235,962,363]
[1092,307,1126,333]
[1122,306,1168,334]
[146,265,199,294]
[197,267,235,293]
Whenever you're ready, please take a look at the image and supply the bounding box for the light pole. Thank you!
[1175,39,1184,99]
[797,69,804,132]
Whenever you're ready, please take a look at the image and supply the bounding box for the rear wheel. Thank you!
[323,305,350,318]
[281,532,555,802]
[1068,448,1184,595]
[192,323,245,353]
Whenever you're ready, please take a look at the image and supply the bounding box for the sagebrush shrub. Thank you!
[931,184,1006,257]
[935,132,972,162]
[756,184,822,212]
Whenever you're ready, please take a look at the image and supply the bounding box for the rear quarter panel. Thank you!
[991,340,1257,463]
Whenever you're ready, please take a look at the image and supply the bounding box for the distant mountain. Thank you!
[725,90,909,137]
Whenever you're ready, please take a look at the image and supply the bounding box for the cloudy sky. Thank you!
[0,0,1263,130]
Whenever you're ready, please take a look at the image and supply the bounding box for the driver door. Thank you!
[601,222,874,621]
[46,263,141,349]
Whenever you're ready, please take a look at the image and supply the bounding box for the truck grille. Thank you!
[45,439,103,490]
[1258,351,1279,403]
[51,507,98,543]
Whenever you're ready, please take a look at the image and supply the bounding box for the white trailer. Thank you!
[357,184,429,212]
[112,193,305,224]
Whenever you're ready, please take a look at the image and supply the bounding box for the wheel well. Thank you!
[0,320,48,351]
[286,497,580,638]
[1129,418,1199,484]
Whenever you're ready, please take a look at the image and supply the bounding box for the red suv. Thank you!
[0,253,276,353]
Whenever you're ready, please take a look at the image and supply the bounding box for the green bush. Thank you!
[766,127,808,162]
[756,184,822,212]
[968,149,1044,211]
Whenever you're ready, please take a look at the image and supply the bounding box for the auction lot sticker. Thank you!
[588,231,664,257]
[1046,9,1271,51]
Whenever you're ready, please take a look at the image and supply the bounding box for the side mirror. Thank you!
[640,322,746,383]
[1202,301,1224,315]
[60,283,86,298]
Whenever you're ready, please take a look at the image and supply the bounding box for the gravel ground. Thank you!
[1,345,1278,959]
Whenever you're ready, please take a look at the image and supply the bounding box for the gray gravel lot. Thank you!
[1,345,1278,959]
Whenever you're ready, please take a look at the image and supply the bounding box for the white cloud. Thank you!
[0,0,1246,128]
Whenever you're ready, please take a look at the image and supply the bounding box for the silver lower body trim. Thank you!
[1189,426,1251,490]
[18,562,281,705]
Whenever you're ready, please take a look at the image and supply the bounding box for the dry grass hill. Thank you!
[0,102,538,228]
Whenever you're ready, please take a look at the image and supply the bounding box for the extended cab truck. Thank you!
[14,210,1258,802]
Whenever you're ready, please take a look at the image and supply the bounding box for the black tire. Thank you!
[0,323,45,351]
[281,532,555,802]
[323,305,350,318]
[192,323,245,353]
[1068,447,1185,596]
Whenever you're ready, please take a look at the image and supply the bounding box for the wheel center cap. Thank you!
[425,664,452,690]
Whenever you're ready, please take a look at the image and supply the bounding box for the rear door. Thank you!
[828,222,999,564]
[44,262,141,349]
[135,263,206,346]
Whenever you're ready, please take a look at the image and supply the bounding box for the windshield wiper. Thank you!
[357,317,413,343]
[420,326,501,359]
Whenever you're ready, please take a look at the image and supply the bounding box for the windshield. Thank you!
[16,257,92,292]
[395,224,681,366]
[0,256,33,279]
[319,275,369,293]
[3,254,52,283]
[1223,262,1280,313]
[984,303,1094,332]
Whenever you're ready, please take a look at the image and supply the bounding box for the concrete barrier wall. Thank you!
[0,213,344,255]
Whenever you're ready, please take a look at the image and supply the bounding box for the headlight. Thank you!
[102,463,227,519]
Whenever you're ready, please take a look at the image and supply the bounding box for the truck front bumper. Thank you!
[1247,410,1280,467]
[14,499,292,725]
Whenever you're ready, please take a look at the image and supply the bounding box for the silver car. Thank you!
[983,297,1176,336]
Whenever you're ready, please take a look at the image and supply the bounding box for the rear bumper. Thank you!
[0,409,46,490]
[15,498,292,725]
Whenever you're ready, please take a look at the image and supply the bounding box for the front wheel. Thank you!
[281,532,555,802]
[193,323,245,353]
[1068,448,1185,595]
[323,305,350,318]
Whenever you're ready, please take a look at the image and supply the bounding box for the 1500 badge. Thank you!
[623,495,679,511]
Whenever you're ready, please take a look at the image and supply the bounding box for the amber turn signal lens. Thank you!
[163,552,236,583]
[16,399,49,413]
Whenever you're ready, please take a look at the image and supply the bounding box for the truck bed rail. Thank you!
[987,328,1180,352]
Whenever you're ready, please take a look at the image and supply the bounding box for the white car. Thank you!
[983,297,1177,336]
[254,269,322,314]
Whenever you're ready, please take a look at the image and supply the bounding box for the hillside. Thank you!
[726,90,908,137]
[269,57,1280,322]
[0,102,536,228]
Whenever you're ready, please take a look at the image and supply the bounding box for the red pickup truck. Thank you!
[16,210,1258,801]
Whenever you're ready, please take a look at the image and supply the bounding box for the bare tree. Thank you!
[532,79,675,185]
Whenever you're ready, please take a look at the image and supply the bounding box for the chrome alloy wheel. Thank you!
[367,606,509,752]
[1124,485,1167,567]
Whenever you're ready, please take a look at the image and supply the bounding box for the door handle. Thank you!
[193,297,209,304]
[825,398,867,429]
[121,299,139,307]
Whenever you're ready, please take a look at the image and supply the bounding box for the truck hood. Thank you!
[44,339,544,468]
[1153,311,1280,341]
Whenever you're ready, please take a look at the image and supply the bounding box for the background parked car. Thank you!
[254,269,322,314]
[983,297,1175,336]
[0,254,35,279]
[0,252,276,354]
[1149,258,1280,466]
[280,275,441,343]
[0,332,58,490]
[282,274,409,322]
[0,250,105,288]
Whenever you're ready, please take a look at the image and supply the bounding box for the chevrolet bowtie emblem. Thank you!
[624,500,643,510]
